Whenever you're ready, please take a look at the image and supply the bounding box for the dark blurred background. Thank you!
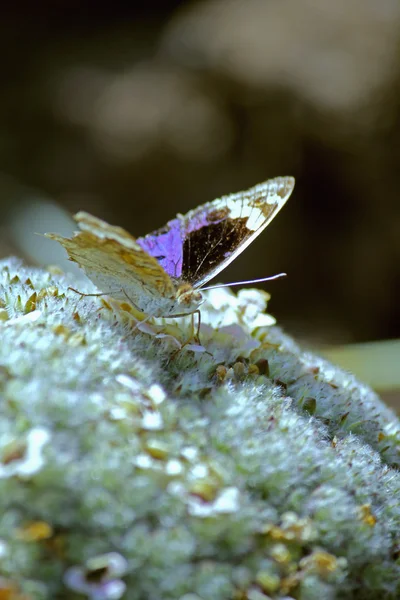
[1,0,400,346]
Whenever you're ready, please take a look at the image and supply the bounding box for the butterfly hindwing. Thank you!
[46,212,175,305]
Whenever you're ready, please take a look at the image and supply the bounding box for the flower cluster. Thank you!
[0,257,399,600]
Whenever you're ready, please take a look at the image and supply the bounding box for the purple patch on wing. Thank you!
[137,207,231,281]
[184,208,227,235]
[137,218,184,278]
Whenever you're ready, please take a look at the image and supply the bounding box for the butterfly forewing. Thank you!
[46,213,175,305]
[179,176,294,288]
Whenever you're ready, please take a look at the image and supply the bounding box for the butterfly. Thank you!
[46,176,294,328]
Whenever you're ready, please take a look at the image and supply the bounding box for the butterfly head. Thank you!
[175,283,203,314]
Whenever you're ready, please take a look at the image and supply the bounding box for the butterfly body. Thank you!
[46,176,294,320]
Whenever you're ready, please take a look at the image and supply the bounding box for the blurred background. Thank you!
[0,1,399,367]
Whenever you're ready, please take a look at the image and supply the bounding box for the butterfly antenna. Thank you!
[201,273,287,291]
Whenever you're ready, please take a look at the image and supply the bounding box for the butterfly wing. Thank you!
[179,176,294,288]
[46,212,175,304]
[46,176,293,305]
[136,218,184,279]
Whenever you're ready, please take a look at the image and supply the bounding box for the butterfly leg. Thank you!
[67,287,110,314]
[192,310,201,344]
[168,309,213,360]
[121,288,142,312]
[166,309,202,345]
[68,287,108,298]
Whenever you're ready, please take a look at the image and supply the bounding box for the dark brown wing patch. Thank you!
[181,217,249,283]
